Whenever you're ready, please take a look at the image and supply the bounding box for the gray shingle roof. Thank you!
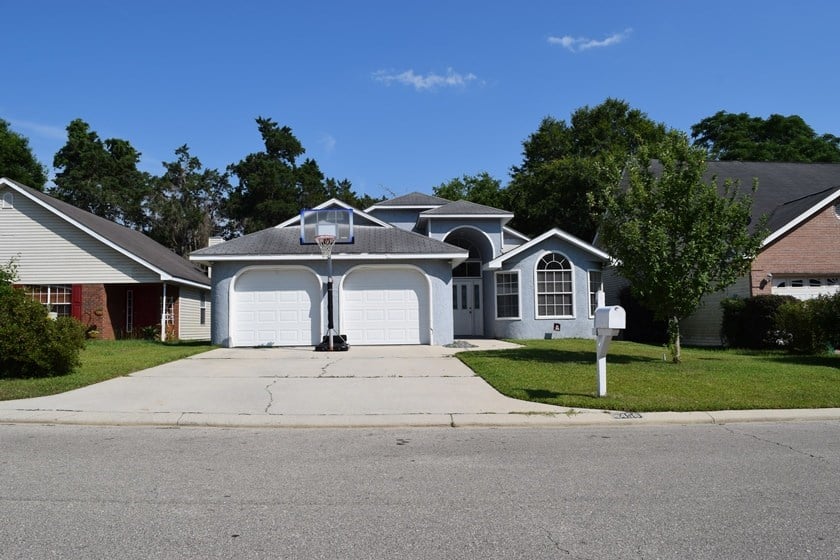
[645,161,840,236]
[420,199,513,217]
[191,224,468,259]
[704,162,840,234]
[5,178,210,287]
[371,192,452,207]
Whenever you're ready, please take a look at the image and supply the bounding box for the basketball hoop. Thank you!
[314,234,336,259]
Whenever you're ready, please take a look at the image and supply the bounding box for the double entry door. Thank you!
[453,278,483,337]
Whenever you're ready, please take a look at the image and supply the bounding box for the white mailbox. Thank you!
[594,306,626,330]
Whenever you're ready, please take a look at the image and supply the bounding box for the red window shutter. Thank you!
[71,284,83,320]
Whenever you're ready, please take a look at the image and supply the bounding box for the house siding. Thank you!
[0,185,160,284]
[179,287,211,340]
[680,275,751,347]
[750,204,840,296]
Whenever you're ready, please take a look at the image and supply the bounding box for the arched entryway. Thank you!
[444,228,494,337]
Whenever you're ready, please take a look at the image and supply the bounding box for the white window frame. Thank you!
[494,270,521,320]
[24,284,72,316]
[534,252,575,319]
[199,291,207,325]
[588,269,603,318]
[1,192,13,209]
[126,289,134,333]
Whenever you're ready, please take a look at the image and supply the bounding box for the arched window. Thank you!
[1,192,13,209]
[536,253,573,317]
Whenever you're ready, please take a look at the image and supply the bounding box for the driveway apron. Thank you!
[0,342,567,427]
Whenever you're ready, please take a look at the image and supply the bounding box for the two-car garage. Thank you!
[231,266,430,347]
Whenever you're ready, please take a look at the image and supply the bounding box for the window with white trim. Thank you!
[1,192,13,209]
[588,269,603,317]
[24,285,72,316]
[495,271,520,319]
[200,292,207,325]
[126,289,134,333]
[536,253,573,318]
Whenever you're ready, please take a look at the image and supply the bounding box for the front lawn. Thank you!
[458,339,840,412]
[0,340,214,401]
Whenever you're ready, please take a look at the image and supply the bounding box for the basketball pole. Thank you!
[326,253,334,351]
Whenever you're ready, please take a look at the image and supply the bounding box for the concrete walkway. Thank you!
[1,340,838,428]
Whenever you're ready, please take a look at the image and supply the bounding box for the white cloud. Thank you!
[548,28,632,53]
[8,118,66,140]
[320,133,336,154]
[372,68,479,91]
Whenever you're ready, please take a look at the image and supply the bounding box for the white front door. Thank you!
[453,279,483,337]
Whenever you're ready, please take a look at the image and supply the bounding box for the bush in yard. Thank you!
[776,299,822,354]
[720,295,795,349]
[0,260,87,378]
[776,292,840,354]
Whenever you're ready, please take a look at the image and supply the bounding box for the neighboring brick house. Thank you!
[0,177,211,340]
[603,162,840,346]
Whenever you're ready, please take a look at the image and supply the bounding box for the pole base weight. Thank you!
[315,334,349,352]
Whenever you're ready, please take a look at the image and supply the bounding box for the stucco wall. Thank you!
[429,219,503,259]
[207,259,455,347]
[364,209,421,232]
[487,238,605,340]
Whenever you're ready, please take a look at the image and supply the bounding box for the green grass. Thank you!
[458,338,840,412]
[0,339,214,401]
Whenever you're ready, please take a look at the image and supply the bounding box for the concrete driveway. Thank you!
[0,341,578,428]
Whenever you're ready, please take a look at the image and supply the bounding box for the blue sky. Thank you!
[4,1,840,199]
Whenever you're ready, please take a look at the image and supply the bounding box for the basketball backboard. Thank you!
[300,208,354,245]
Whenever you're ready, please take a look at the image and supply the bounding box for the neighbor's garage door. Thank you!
[342,268,430,345]
[233,268,320,347]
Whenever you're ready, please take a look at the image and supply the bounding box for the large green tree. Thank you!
[52,119,152,230]
[433,172,506,209]
[599,131,766,362]
[507,98,667,240]
[226,117,329,235]
[691,111,840,162]
[147,145,231,257]
[0,119,48,189]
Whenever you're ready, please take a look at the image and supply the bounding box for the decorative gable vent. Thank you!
[0,192,12,209]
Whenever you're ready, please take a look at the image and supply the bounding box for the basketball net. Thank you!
[315,234,336,259]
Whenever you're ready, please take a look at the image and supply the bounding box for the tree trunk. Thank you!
[668,316,682,363]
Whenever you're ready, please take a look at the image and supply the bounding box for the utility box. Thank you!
[595,306,626,331]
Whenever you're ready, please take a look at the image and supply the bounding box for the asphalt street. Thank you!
[1,422,838,559]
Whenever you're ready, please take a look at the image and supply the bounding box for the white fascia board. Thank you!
[190,252,467,263]
[503,225,530,241]
[166,276,211,290]
[366,204,441,211]
[487,228,611,269]
[5,180,185,285]
[761,189,840,247]
[424,213,514,220]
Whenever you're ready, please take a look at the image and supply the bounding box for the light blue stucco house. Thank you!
[190,193,609,347]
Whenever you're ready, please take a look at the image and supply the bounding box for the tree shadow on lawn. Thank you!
[475,348,658,365]
[763,354,839,369]
[521,388,595,400]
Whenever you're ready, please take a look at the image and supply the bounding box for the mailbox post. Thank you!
[593,296,626,397]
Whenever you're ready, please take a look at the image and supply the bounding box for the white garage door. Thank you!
[233,268,320,347]
[342,268,430,345]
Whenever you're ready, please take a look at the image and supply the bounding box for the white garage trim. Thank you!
[339,265,434,345]
[229,266,322,347]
